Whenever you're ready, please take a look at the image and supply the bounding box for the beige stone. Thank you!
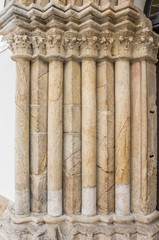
[97,61,115,215]
[64,61,81,105]
[15,60,30,215]
[48,60,63,191]
[63,60,81,215]
[115,59,130,216]
[115,60,130,185]
[35,0,50,6]
[63,133,81,176]
[48,60,63,216]
[118,0,134,4]
[131,61,157,215]
[30,105,47,133]
[31,61,48,106]
[64,105,81,133]
[0,196,9,220]
[30,133,47,175]
[63,174,81,215]
[97,61,114,112]
[82,60,96,188]
[31,173,47,213]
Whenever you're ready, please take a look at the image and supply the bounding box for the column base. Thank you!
[1,203,159,240]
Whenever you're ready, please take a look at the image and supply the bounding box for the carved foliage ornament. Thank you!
[5,30,159,59]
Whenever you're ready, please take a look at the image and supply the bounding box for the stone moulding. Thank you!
[0,0,159,239]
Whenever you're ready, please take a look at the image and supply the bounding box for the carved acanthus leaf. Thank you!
[6,33,32,55]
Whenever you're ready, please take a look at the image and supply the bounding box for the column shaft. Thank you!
[97,61,115,214]
[82,60,96,216]
[131,61,157,214]
[63,60,81,214]
[30,60,48,213]
[115,60,130,216]
[48,60,63,217]
[15,60,30,215]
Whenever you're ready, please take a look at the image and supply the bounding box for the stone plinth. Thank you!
[0,0,159,239]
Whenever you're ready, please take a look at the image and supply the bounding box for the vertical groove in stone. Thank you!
[15,60,30,215]
[82,60,96,216]
[30,60,48,213]
[115,60,130,216]
[48,60,63,217]
[97,61,115,215]
[63,60,81,215]
[131,61,157,215]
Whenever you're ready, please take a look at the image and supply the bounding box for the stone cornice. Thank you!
[0,1,159,61]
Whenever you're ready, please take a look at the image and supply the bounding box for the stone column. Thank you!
[115,32,133,216]
[30,34,48,214]
[82,59,96,216]
[81,34,98,216]
[15,59,30,215]
[62,32,81,215]
[46,31,63,217]
[48,60,63,217]
[97,35,115,214]
[7,33,33,215]
[63,60,81,214]
[131,34,158,215]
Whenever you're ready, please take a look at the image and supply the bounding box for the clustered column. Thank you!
[10,27,158,221]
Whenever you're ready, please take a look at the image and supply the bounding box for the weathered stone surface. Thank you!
[64,105,81,133]
[131,61,157,215]
[63,60,81,215]
[48,60,63,216]
[30,133,47,175]
[0,196,9,221]
[97,61,115,215]
[31,173,47,213]
[15,60,30,215]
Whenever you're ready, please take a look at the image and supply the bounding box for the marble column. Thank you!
[82,60,96,216]
[131,60,157,214]
[30,60,48,213]
[63,60,81,215]
[115,59,130,216]
[97,61,115,215]
[15,60,30,215]
[48,60,63,217]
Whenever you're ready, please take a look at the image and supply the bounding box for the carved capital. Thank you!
[63,32,80,57]
[46,31,63,55]
[133,30,159,60]
[80,31,99,57]
[116,31,134,58]
[98,32,114,58]
[6,32,32,56]
[31,32,46,56]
